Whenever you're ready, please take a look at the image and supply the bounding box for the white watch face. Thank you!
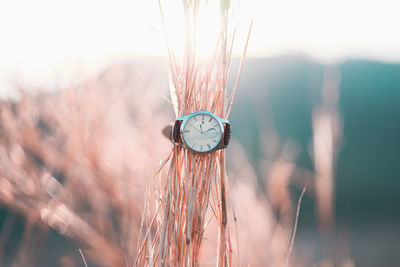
[182,112,223,153]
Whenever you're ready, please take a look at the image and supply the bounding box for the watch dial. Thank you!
[182,113,222,153]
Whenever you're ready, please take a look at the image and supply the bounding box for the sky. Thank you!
[0,0,399,95]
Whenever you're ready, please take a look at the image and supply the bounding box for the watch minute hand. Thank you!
[188,122,202,133]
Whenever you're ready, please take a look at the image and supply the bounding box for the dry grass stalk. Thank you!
[285,186,307,267]
[137,1,251,266]
[312,67,342,230]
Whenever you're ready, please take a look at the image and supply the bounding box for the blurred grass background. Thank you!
[1,54,399,266]
[228,56,400,266]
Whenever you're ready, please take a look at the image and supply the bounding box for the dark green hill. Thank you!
[230,56,400,224]
[228,56,400,266]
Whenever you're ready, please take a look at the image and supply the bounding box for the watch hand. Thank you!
[188,122,202,133]
[200,124,203,134]
[205,127,215,133]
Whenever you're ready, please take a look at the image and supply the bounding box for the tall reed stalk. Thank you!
[136,1,251,266]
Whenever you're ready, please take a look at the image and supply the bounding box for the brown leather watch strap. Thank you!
[223,123,231,147]
[162,120,182,144]
[172,120,182,143]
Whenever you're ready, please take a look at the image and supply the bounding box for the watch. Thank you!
[163,110,231,153]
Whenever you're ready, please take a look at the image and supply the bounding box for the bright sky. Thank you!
[0,0,399,95]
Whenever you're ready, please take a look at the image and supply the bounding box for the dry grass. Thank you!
[134,1,252,266]
[0,59,341,267]
[312,67,342,231]
[0,64,171,266]
[137,1,253,266]
[0,1,342,267]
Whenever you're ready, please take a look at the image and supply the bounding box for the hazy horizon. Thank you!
[1,0,400,97]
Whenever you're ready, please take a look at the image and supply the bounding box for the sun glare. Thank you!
[1,0,400,95]
[162,1,222,59]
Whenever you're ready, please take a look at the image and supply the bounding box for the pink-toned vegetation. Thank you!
[0,1,341,267]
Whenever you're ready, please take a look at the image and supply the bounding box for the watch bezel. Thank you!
[177,110,229,154]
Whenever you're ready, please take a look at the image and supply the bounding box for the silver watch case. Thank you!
[174,110,230,154]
